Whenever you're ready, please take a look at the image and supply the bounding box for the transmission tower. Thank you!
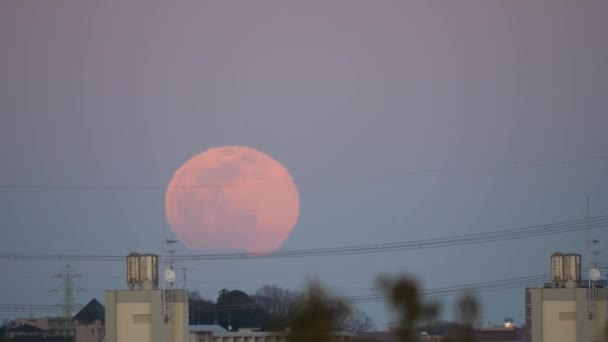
[49,264,85,336]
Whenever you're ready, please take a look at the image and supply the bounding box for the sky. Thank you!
[1,0,608,329]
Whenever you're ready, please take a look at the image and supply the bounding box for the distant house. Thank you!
[356,331,401,342]
[189,324,227,342]
[476,326,526,342]
[189,325,355,342]
[73,298,105,342]
[358,327,526,342]
[15,316,63,336]
[6,323,46,338]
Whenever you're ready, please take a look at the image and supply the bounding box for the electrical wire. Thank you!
[174,215,608,260]
[0,215,606,262]
[0,151,606,192]
[3,270,597,312]
[182,273,551,311]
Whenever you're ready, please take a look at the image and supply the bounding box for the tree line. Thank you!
[282,275,480,342]
[188,283,375,334]
[188,276,493,341]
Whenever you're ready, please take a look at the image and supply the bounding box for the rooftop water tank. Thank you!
[550,252,581,286]
[563,253,581,282]
[551,253,564,282]
[126,253,159,290]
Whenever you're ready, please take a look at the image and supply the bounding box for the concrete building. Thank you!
[5,323,46,338]
[195,331,354,342]
[357,332,400,342]
[188,324,355,342]
[74,298,105,342]
[15,316,62,336]
[476,326,525,342]
[526,287,607,342]
[105,253,189,342]
[105,288,189,342]
[189,324,227,342]
[526,252,607,342]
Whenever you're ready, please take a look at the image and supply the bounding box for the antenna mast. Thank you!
[163,239,178,342]
[166,239,178,277]
[587,197,591,293]
[586,198,599,322]
[178,267,188,289]
[587,198,592,319]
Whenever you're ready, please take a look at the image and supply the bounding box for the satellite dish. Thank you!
[590,268,601,282]
[164,269,176,283]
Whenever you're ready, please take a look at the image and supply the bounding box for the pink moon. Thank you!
[165,146,300,253]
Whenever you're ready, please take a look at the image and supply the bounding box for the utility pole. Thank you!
[49,264,84,337]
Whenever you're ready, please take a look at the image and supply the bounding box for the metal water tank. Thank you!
[563,253,581,282]
[126,253,159,290]
[551,253,565,282]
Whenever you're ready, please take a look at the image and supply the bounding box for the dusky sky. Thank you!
[1,0,607,328]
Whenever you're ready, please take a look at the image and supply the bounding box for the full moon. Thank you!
[165,146,300,253]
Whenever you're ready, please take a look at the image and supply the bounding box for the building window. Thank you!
[559,312,576,321]
[132,314,151,324]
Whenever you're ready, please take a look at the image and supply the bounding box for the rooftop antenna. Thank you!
[586,198,601,321]
[587,197,591,289]
[160,192,168,326]
[166,239,179,272]
[163,238,178,333]
[587,198,591,319]
[159,192,176,342]
[178,267,188,289]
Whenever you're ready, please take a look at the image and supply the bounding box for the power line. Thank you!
[0,305,62,313]
[174,215,608,261]
[184,273,551,311]
[0,151,606,192]
[0,215,606,262]
[347,274,549,304]
[0,270,592,313]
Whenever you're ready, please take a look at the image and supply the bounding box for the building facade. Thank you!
[189,324,227,342]
[15,316,63,336]
[105,253,189,342]
[105,289,189,342]
[74,298,106,342]
[526,252,607,342]
[6,323,46,338]
[188,325,355,342]
[526,287,607,342]
[190,330,354,342]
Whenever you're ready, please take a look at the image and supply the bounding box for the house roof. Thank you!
[190,324,228,333]
[73,298,105,321]
[476,326,526,342]
[8,324,46,334]
[356,332,401,342]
